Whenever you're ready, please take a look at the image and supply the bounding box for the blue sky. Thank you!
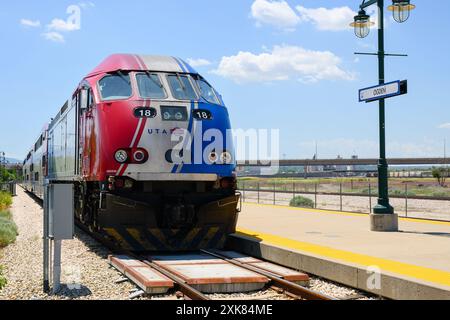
[1,0,449,160]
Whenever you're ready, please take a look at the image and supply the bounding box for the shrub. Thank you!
[431,191,450,198]
[0,210,12,220]
[0,215,17,247]
[289,196,315,208]
[0,265,6,290]
[0,192,12,210]
[432,167,447,187]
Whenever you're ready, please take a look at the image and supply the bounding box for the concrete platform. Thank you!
[148,253,269,293]
[228,203,450,300]
[108,255,174,295]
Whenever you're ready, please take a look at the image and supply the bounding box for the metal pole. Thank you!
[43,182,50,293]
[369,181,372,212]
[53,240,62,293]
[405,183,408,217]
[340,182,343,211]
[373,0,394,215]
[242,182,245,202]
[293,182,296,198]
[273,183,276,205]
[257,183,260,204]
[314,183,318,209]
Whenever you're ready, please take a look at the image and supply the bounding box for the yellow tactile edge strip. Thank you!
[236,227,450,287]
[243,202,450,227]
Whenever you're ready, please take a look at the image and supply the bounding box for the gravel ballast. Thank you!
[0,187,135,300]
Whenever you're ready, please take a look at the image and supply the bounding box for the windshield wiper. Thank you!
[176,73,186,91]
[116,70,131,85]
[145,71,163,88]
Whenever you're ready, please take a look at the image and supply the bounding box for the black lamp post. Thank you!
[350,0,415,231]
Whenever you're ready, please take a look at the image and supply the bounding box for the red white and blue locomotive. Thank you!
[23,54,240,251]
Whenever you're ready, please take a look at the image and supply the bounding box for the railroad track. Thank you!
[75,221,336,301]
[24,187,338,301]
[22,189,333,301]
[201,250,335,301]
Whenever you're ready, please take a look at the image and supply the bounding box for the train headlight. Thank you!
[114,149,128,163]
[133,149,147,163]
[220,151,233,165]
[208,151,218,163]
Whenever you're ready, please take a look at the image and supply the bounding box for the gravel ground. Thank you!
[0,187,136,300]
[0,187,378,300]
[309,277,378,300]
[242,190,450,221]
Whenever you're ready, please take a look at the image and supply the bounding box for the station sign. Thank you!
[359,80,407,103]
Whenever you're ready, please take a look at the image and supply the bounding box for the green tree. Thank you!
[0,167,16,183]
[432,167,447,187]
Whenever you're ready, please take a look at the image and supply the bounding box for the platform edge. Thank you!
[226,234,450,300]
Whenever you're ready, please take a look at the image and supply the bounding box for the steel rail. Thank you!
[201,250,337,301]
[74,221,209,300]
[137,257,209,301]
[76,220,333,300]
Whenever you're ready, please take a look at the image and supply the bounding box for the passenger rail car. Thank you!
[24,54,240,251]
[23,125,48,199]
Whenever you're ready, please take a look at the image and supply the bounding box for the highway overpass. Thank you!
[237,158,450,167]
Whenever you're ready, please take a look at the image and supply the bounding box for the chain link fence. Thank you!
[238,180,450,222]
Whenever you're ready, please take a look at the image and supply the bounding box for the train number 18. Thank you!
[134,107,157,118]
[193,109,212,120]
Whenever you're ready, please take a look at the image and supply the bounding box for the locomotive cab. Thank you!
[70,55,240,251]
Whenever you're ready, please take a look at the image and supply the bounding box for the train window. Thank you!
[136,73,167,99]
[167,74,198,101]
[196,79,220,105]
[98,72,132,101]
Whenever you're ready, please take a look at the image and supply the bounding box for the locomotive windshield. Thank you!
[136,73,167,99]
[196,79,221,105]
[167,74,198,101]
[98,72,132,101]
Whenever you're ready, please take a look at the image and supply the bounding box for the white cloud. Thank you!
[78,2,95,9]
[213,45,355,84]
[42,32,65,43]
[47,18,80,32]
[20,19,41,28]
[186,58,212,68]
[438,123,450,129]
[250,0,300,31]
[296,6,356,31]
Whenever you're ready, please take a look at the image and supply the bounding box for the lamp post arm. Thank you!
[361,0,378,9]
